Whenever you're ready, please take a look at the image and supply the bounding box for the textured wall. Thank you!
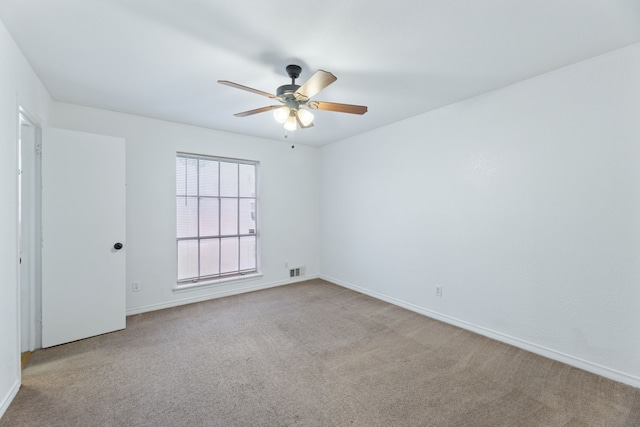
[321,43,640,386]
[0,20,52,418]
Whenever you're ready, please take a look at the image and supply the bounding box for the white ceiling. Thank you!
[1,1,639,146]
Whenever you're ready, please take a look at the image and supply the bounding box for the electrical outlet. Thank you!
[132,281,141,292]
[435,286,442,297]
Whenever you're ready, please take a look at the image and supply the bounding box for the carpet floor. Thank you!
[2,279,639,426]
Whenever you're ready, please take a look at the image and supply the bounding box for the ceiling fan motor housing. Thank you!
[277,84,300,98]
[277,84,303,111]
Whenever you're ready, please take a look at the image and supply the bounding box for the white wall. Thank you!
[53,103,321,314]
[320,43,640,387]
[0,20,52,418]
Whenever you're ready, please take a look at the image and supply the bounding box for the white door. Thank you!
[41,127,126,348]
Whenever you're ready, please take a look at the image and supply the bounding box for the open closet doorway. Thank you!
[18,108,42,352]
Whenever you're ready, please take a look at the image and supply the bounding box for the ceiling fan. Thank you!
[218,64,367,131]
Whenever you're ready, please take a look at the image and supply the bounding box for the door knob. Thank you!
[114,243,123,250]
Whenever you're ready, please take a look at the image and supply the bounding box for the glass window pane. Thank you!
[240,236,256,271]
[239,163,256,197]
[200,238,220,277]
[177,155,258,283]
[220,237,239,274]
[176,196,198,238]
[220,162,238,197]
[199,159,218,197]
[220,198,238,235]
[177,240,198,280]
[176,157,198,196]
[199,197,219,237]
[239,199,256,235]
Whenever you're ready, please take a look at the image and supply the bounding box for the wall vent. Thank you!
[289,266,305,277]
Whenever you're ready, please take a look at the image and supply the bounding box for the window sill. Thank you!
[173,272,263,293]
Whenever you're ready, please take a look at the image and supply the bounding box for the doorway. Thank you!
[18,108,42,352]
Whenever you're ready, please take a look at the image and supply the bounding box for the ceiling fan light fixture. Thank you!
[273,106,290,123]
[284,113,297,131]
[297,108,314,127]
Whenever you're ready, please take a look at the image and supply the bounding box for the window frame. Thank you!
[175,152,260,289]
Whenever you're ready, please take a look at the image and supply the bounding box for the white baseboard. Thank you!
[126,274,320,316]
[0,378,20,420]
[321,275,640,389]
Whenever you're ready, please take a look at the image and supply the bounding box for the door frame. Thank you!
[17,107,42,352]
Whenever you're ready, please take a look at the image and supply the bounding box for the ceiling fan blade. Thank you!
[308,101,368,115]
[218,80,277,99]
[294,70,337,102]
[233,105,281,117]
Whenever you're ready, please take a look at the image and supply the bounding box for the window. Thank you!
[176,153,258,285]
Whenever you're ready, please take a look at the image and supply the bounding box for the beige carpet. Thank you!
[2,279,639,426]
